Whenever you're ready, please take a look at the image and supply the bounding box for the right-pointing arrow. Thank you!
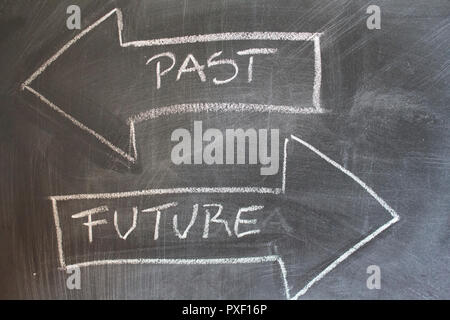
[281,135,399,299]
[48,135,399,299]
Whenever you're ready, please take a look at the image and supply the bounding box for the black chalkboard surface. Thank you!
[0,0,448,299]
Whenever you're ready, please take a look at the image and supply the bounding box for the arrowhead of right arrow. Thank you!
[276,135,399,299]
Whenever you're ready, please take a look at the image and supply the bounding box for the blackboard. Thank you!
[0,0,448,299]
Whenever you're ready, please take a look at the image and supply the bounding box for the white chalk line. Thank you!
[290,135,399,221]
[289,135,399,299]
[22,85,136,163]
[312,36,322,111]
[21,8,118,89]
[236,48,278,55]
[276,256,291,299]
[129,121,137,160]
[21,8,324,165]
[49,187,283,201]
[128,103,324,125]
[292,217,398,300]
[282,138,289,193]
[141,201,178,213]
[71,205,108,218]
[121,32,321,47]
[114,206,138,240]
[51,198,66,269]
[67,255,278,268]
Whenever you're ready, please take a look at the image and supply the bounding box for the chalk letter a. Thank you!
[176,54,206,82]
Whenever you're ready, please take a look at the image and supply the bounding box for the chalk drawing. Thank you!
[142,202,179,240]
[21,8,324,164]
[20,5,399,301]
[49,136,399,299]
[113,206,138,240]
[71,205,108,242]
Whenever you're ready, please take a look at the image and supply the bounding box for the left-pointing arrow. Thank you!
[21,9,137,163]
[21,8,324,165]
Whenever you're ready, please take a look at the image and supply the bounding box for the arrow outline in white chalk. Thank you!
[22,8,399,299]
[50,136,399,300]
[21,8,325,164]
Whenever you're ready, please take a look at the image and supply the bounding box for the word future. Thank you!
[171,121,280,175]
[146,48,277,88]
[72,202,263,243]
